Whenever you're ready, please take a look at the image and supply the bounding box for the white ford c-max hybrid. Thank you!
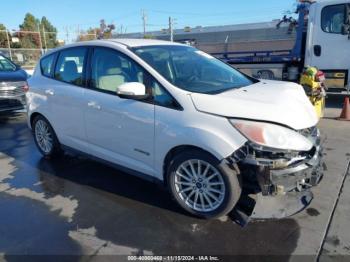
[27,39,323,219]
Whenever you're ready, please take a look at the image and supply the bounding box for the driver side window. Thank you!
[90,47,146,93]
[322,4,346,34]
[90,47,181,109]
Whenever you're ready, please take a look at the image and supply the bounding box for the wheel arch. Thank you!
[29,112,54,129]
[29,112,58,141]
[162,145,219,186]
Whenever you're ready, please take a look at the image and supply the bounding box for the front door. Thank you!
[306,1,350,90]
[83,47,155,176]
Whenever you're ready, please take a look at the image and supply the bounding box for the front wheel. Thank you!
[167,149,241,219]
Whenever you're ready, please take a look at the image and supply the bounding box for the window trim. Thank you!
[321,3,346,34]
[87,46,183,111]
[153,83,183,111]
[52,46,89,87]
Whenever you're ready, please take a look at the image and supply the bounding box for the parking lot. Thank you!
[0,96,349,261]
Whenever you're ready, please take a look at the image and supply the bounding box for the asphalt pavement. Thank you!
[0,96,349,261]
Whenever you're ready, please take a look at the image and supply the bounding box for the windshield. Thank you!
[132,45,255,94]
[0,55,17,72]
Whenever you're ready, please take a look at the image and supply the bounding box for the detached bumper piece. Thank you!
[230,190,313,226]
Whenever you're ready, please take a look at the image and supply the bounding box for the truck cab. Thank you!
[209,0,350,93]
[306,0,350,92]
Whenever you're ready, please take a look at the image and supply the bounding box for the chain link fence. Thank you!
[0,29,97,74]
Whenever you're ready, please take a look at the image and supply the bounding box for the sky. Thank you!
[1,0,297,38]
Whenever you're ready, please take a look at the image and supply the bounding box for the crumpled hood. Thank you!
[191,80,319,130]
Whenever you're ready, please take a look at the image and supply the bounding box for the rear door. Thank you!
[50,47,89,151]
[306,1,350,91]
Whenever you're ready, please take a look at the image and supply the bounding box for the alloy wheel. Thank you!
[35,119,53,154]
[174,159,226,212]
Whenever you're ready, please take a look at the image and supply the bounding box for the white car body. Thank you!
[26,39,322,218]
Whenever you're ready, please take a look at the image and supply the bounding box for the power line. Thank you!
[148,6,293,17]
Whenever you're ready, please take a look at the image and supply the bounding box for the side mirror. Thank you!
[116,82,149,100]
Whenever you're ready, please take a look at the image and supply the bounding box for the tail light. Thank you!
[23,82,29,93]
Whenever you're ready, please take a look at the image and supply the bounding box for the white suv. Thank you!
[27,39,323,219]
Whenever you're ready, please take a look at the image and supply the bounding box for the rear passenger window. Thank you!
[54,47,87,86]
[40,54,55,77]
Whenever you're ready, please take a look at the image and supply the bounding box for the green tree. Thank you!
[0,24,10,48]
[40,16,58,49]
[143,34,153,39]
[78,20,115,42]
[15,13,59,49]
[18,13,41,48]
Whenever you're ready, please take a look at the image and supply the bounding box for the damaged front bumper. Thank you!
[229,126,323,196]
[227,126,324,225]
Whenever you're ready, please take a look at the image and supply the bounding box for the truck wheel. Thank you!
[32,115,61,158]
[167,149,241,219]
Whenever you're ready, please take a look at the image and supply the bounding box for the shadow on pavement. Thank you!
[0,113,301,258]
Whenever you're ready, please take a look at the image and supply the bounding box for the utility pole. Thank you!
[64,26,69,44]
[37,24,44,55]
[142,9,147,37]
[5,30,12,60]
[169,17,174,42]
[94,29,97,40]
[76,24,80,41]
[42,25,47,52]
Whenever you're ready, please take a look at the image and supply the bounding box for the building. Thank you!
[116,20,296,54]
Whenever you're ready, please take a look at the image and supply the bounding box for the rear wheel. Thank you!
[167,149,241,219]
[32,115,61,158]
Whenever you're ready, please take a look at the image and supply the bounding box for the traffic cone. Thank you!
[338,97,350,121]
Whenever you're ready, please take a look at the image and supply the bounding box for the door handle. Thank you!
[314,45,321,57]
[87,101,101,110]
[45,89,54,96]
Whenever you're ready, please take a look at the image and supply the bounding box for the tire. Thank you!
[167,149,241,219]
[32,115,62,158]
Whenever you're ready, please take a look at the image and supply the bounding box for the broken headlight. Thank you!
[230,119,313,152]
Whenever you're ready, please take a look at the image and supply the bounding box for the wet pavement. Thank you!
[0,97,349,261]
